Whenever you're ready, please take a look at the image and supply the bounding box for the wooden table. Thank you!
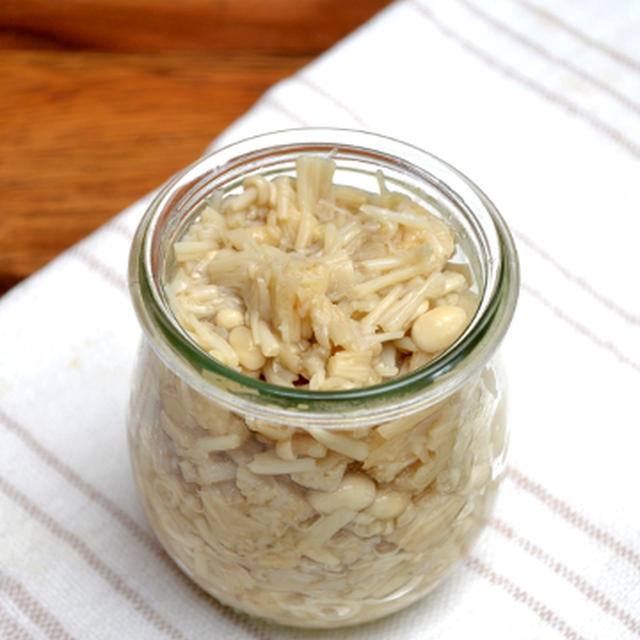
[0,0,391,295]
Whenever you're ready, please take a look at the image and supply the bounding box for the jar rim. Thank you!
[129,128,519,427]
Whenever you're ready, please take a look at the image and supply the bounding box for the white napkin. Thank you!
[2,1,639,638]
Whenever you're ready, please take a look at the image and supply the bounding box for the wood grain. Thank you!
[0,1,391,295]
[0,1,391,53]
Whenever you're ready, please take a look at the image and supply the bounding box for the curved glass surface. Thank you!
[129,128,519,426]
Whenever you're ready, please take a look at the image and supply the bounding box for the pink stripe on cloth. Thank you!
[514,231,640,326]
[297,76,370,128]
[0,408,157,557]
[69,247,128,294]
[514,0,640,72]
[490,518,640,635]
[0,473,190,640]
[521,283,640,374]
[262,95,308,127]
[408,0,640,160]
[0,604,36,640]
[0,570,75,640]
[453,0,640,117]
[464,556,587,640]
[507,467,640,573]
[107,220,137,242]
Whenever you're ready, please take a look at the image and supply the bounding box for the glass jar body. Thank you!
[127,339,508,627]
[127,128,519,627]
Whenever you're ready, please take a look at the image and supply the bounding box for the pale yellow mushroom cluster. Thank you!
[127,157,508,627]
[129,345,506,626]
[166,155,477,390]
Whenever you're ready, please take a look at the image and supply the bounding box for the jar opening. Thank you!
[129,128,519,427]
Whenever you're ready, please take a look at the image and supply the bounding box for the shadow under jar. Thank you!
[127,129,519,628]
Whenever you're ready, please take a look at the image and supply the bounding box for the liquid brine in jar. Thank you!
[127,129,519,627]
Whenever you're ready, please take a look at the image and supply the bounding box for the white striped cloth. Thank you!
[1,0,639,638]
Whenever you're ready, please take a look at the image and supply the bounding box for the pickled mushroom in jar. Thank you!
[127,154,507,627]
[167,154,477,388]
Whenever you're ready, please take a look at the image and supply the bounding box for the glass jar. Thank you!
[127,129,519,628]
